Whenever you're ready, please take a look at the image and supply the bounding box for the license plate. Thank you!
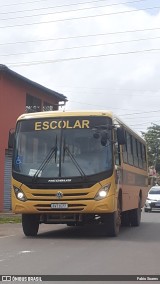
[51,203,68,209]
[155,202,160,207]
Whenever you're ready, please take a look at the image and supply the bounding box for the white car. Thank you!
[144,186,160,212]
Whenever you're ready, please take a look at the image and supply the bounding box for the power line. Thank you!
[1,3,110,21]
[0,0,49,7]
[56,88,160,94]
[120,110,160,116]
[1,35,160,57]
[52,88,160,97]
[60,91,160,98]
[66,99,160,115]
[7,47,160,67]
[130,120,160,126]
[121,112,160,117]
[1,26,160,46]
[0,5,159,29]
[0,0,150,20]
[54,85,160,92]
[67,99,160,115]
[0,0,150,9]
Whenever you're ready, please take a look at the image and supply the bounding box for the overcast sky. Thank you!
[1,0,160,135]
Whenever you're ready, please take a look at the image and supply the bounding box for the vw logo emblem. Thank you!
[56,191,63,199]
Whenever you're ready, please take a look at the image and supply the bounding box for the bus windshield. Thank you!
[13,116,113,179]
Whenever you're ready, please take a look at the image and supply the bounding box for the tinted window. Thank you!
[137,141,143,168]
[149,187,160,194]
[122,131,128,163]
[126,132,133,165]
[132,138,138,167]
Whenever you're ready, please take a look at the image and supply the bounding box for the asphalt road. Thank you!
[0,211,160,283]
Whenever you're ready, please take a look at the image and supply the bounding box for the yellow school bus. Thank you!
[10,110,148,237]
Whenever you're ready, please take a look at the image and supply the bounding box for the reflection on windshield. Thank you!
[13,120,113,179]
[149,190,160,194]
[63,145,86,178]
[32,144,58,182]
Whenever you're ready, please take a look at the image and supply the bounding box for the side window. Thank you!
[137,141,143,168]
[122,131,128,163]
[114,130,121,166]
[142,144,147,170]
[132,138,139,167]
[126,132,133,165]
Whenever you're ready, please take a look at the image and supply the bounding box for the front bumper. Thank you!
[12,194,116,214]
[144,201,160,210]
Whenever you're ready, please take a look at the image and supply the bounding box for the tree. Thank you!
[141,124,160,172]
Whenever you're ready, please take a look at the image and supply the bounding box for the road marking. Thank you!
[0,251,34,263]
[0,234,16,239]
[18,251,32,254]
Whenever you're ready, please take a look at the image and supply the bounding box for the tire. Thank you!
[144,208,149,212]
[22,214,40,237]
[130,197,141,227]
[103,199,121,237]
[121,211,130,226]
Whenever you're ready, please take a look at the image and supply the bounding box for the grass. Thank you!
[0,216,21,224]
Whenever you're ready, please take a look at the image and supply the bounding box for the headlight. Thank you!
[13,187,27,202]
[94,184,111,201]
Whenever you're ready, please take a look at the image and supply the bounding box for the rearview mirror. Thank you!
[8,129,15,149]
[117,127,126,145]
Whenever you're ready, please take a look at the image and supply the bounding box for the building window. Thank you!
[26,94,41,113]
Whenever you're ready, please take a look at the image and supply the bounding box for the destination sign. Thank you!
[18,116,112,132]
[34,119,90,130]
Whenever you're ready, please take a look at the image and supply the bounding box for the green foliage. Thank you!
[0,216,21,224]
[141,124,160,171]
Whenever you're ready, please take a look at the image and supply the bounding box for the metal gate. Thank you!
[4,149,13,210]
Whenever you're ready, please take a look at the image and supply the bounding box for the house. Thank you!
[0,64,67,211]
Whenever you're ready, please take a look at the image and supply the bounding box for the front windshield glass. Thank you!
[13,116,113,179]
[149,188,160,194]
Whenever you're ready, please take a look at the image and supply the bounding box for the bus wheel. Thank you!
[144,208,149,213]
[22,214,40,237]
[108,212,121,236]
[130,197,141,227]
[103,201,121,237]
[121,211,130,227]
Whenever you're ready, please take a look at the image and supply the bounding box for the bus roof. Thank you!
[17,110,114,120]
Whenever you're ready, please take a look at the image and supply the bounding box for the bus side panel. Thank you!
[117,165,148,211]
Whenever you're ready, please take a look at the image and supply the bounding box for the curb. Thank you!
[0,212,21,218]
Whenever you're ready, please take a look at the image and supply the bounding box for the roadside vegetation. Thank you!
[0,216,21,224]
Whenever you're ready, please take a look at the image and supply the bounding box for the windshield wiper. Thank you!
[64,146,87,179]
[32,139,58,183]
